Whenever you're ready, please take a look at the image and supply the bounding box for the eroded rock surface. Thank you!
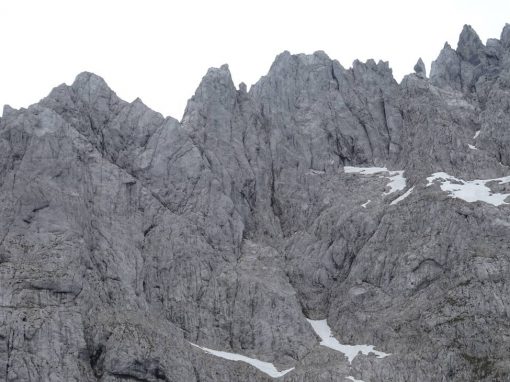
[1,24,510,382]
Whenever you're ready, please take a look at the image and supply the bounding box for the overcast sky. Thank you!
[1,0,509,119]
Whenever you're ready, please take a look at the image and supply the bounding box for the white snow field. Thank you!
[390,186,415,205]
[189,343,294,378]
[344,166,406,195]
[306,319,390,363]
[427,172,510,206]
[346,376,366,382]
[361,199,371,208]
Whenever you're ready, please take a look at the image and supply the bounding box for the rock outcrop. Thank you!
[413,58,426,78]
[1,24,510,382]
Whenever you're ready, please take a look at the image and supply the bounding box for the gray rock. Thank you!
[430,42,462,91]
[1,23,510,382]
[413,58,426,78]
[501,23,510,49]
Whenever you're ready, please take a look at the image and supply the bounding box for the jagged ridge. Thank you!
[1,24,510,382]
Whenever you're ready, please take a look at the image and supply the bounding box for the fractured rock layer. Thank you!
[1,24,510,382]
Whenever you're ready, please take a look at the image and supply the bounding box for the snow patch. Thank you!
[344,166,406,195]
[361,200,371,208]
[473,130,481,139]
[468,144,477,150]
[427,172,510,206]
[307,169,325,175]
[385,171,406,194]
[189,343,293,378]
[445,97,475,109]
[390,186,415,205]
[346,377,365,382]
[307,319,390,363]
[344,166,389,175]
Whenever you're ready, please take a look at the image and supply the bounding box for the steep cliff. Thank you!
[1,24,510,382]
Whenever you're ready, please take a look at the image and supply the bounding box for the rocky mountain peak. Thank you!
[456,24,485,65]
[501,23,510,49]
[238,82,248,93]
[267,50,293,70]
[2,104,17,117]
[413,57,427,78]
[185,64,236,112]
[70,71,120,105]
[2,23,510,382]
[430,37,465,90]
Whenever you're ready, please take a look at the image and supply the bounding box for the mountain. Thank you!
[1,24,510,382]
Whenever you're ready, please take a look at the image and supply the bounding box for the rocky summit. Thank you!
[1,24,510,382]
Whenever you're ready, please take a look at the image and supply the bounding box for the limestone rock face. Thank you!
[1,24,510,382]
[430,42,463,91]
[413,58,426,78]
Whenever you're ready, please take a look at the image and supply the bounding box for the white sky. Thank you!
[1,0,509,120]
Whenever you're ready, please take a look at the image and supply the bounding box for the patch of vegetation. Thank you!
[462,353,495,379]
[457,279,471,287]
[446,315,466,324]
[445,296,462,306]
